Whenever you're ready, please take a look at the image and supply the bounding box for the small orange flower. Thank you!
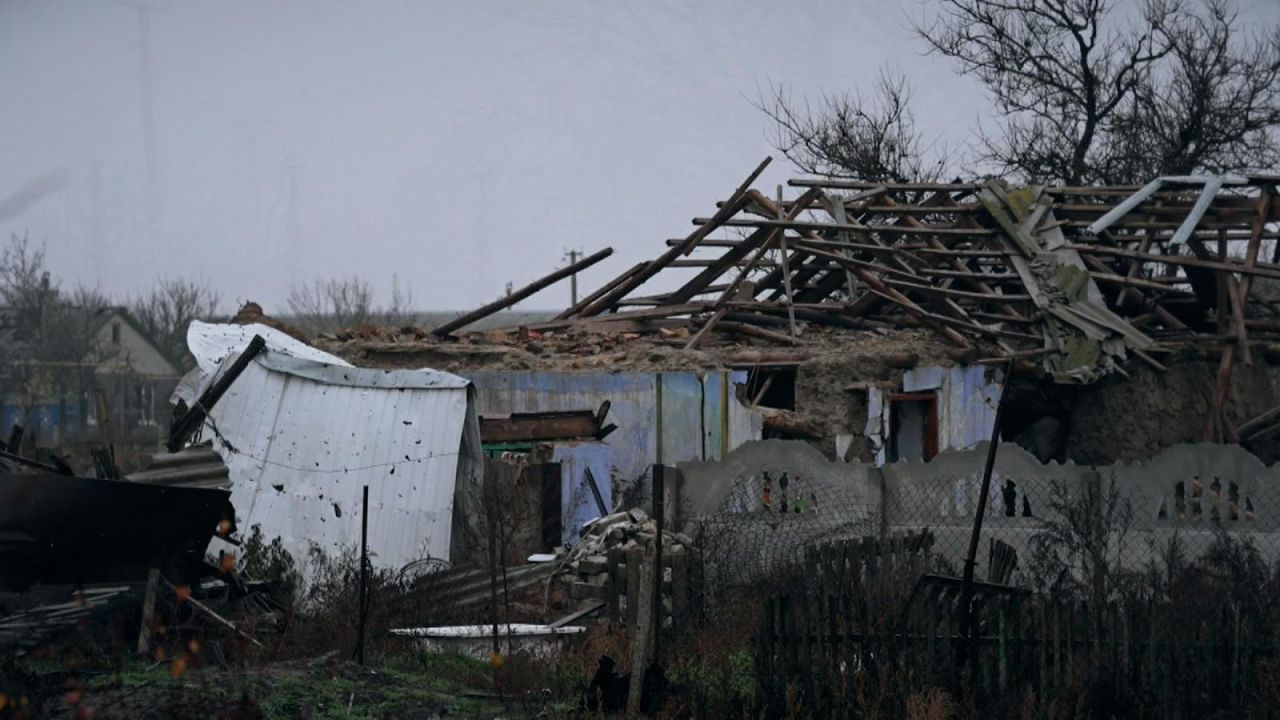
[169,656,188,678]
[218,554,236,573]
[175,586,191,603]
[489,652,504,669]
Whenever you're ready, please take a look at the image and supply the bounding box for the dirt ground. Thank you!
[9,651,560,720]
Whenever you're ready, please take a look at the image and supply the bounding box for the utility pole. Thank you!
[564,249,583,305]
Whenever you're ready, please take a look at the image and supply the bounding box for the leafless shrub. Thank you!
[286,274,414,334]
[129,277,220,369]
[1024,470,1138,602]
[758,69,949,182]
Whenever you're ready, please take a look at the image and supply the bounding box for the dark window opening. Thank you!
[111,322,121,344]
[1001,479,1017,516]
[888,392,938,462]
[745,367,796,411]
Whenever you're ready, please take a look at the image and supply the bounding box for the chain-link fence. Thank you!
[681,439,1280,715]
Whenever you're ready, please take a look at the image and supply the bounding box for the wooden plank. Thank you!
[776,186,799,337]
[625,543,656,718]
[670,553,688,634]
[557,261,647,320]
[790,244,972,347]
[692,216,997,236]
[433,247,613,336]
[550,600,605,629]
[789,178,982,192]
[1172,177,1227,245]
[1086,179,1167,235]
[880,276,1033,303]
[580,157,772,317]
[626,546,642,632]
[135,568,160,656]
[478,410,598,443]
[714,320,803,346]
[1089,271,1196,295]
[1070,245,1280,282]
[664,227,772,305]
[1235,190,1273,366]
[522,303,713,332]
[684,189,825,350]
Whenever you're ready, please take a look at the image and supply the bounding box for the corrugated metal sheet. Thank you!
[185,323,482,577]
[125,447,230,489]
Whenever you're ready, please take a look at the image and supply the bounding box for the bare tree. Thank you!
[129,278,221,369]
[916,0,1280,184]
[1104,0,1280,181]
[287,275,415,335]
[0,234,117,444]
[764,1,1280,185]
[758,70,949,182]
[917,0,1180,184]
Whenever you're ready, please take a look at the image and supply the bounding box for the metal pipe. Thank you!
[167,335,267,452]
[957,360,1014,673]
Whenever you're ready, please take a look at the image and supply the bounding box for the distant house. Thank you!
[0,306,182,450]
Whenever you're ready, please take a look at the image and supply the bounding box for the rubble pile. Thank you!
[562,509,694,598]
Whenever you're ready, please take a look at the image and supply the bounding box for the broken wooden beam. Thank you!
[479,408,608,444]
[577,157,772,317]
[433,247,613,336]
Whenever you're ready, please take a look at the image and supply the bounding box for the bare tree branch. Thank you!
[756,70,950,182]
[129,277,221,369]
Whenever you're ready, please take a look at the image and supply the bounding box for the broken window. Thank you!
[887,392,938,462]
[745,367,796,410]
[133,384,155,426]
[82,391,97,427]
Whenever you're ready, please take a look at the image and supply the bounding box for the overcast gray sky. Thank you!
[2,0,1278,312]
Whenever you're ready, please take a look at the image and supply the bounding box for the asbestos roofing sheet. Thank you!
[199,351,475,576]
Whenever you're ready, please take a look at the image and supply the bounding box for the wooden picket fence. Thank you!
[759,585,1272,717]
[605,545,703,638]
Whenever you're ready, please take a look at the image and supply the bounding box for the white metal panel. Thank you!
[198,352,477,579]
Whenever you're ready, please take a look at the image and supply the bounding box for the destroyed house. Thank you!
[313,163,1280,478]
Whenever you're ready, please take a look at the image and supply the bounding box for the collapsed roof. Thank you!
[418,159,1280,428]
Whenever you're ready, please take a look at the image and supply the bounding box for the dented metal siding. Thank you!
[202,355,477,577]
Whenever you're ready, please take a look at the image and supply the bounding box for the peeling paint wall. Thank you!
[552,442,612,546]
[865,365,1000,465]
[461,370,761,503]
